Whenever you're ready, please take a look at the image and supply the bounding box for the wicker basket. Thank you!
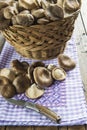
[2,11,79,60]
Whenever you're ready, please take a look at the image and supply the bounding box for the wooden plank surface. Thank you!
[68,126,86,130]
[35,126,58,130]
[6,126,33,130]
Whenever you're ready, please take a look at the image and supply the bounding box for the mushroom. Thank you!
[52,67,66,81]
[64,0,81,13]
[4,5,18,19]
[47,64,57,71]
[21,61,29,71]
[28,61,45,83]
[18,0,38,10]
[14,13,34,26]
[41,0,64,20]
[33,67,53,88]
[37,17,50,24]
[35,0,42,7]
[0,68,16,82]
[31,9,45,18]
[0,76,16,98]
[13,75,31,94]
[0,0,14,10]
[20,10,30,14]
[58,54,76,71]
[10,59,27,75]
[25,83,45,99]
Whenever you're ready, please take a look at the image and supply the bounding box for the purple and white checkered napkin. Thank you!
[0,36,87,126]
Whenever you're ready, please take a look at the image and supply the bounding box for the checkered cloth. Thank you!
[0,36,87,126]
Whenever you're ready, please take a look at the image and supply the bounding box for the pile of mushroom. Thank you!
[0,55,76,99]
[0,0,81,30]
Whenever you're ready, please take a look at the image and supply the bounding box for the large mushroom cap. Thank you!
[33,67,53,88]
[0,68,16,82]
[0,76,16,98]
[52,67,66,81]
[13,75,31,94]
[25,83,45,99]
[58,54,76,71]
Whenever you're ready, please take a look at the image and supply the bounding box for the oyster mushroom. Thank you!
[18,0,38,10]
[15,13,34,26]
[64,0,81,13]
[28,61,45,83]
[58,54,76,71]
[33,67,53,88]
[31,9,45,18]
[13,75,31,94]
[20,10,30,14]
[52,67,66,81]
[0,68,16,82]
[37,17,50,24]
[21,61,29,71]
[25,83,45,99]
[0,0,14,10]
[0,76,16,98]
[10,59,27,75]
[41,0,64,20]
[4,5,18,19]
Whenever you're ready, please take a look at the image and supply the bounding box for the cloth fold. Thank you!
[0,36,87,126]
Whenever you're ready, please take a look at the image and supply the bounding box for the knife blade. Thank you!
[6,98,61,123]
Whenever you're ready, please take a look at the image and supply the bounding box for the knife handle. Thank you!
[35,104,61,123]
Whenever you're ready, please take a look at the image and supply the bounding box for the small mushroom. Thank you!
[10,59,27,75]
[18,0,38,10]
[0,68,16,82]
[35,0,42,7]
[33,67,53,88]
[52,67,66,81]
[21,61,29,71]
[64,0,81,13]
[4,5,18,19]
[15,13,34,26]
[41,0,64,21]
[25,83,45,99]
[31,9,45,18]
[37,17,50,24]
[58,54,76,71]
[0,76,16,98]
[13,75,31,94]
[28,61,45,83]
[0,0,14,10]
[47,64,57,71]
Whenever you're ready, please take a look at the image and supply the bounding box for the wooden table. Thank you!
[0,1,87,130]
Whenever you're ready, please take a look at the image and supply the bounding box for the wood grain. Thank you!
[6,126,34,130]
[59,127,68,130]
[68,126,85,130]
[35,126,58,130]
[0,127,6,130]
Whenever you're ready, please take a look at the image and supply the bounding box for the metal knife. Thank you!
[6,98,61,123]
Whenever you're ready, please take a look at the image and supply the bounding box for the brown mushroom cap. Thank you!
[0,0,14,10]
[0,76,16,98]
[25,83,45,99]
[33,67,53,88]
[31,9,45,18]
[0,68,16,82]
[13,75,31,94]
[52,67,66,81]
[58,54,76,71]
[10,59,26,75]
[28,61,45,83]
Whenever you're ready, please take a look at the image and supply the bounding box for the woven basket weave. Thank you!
[2,11,79,60]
